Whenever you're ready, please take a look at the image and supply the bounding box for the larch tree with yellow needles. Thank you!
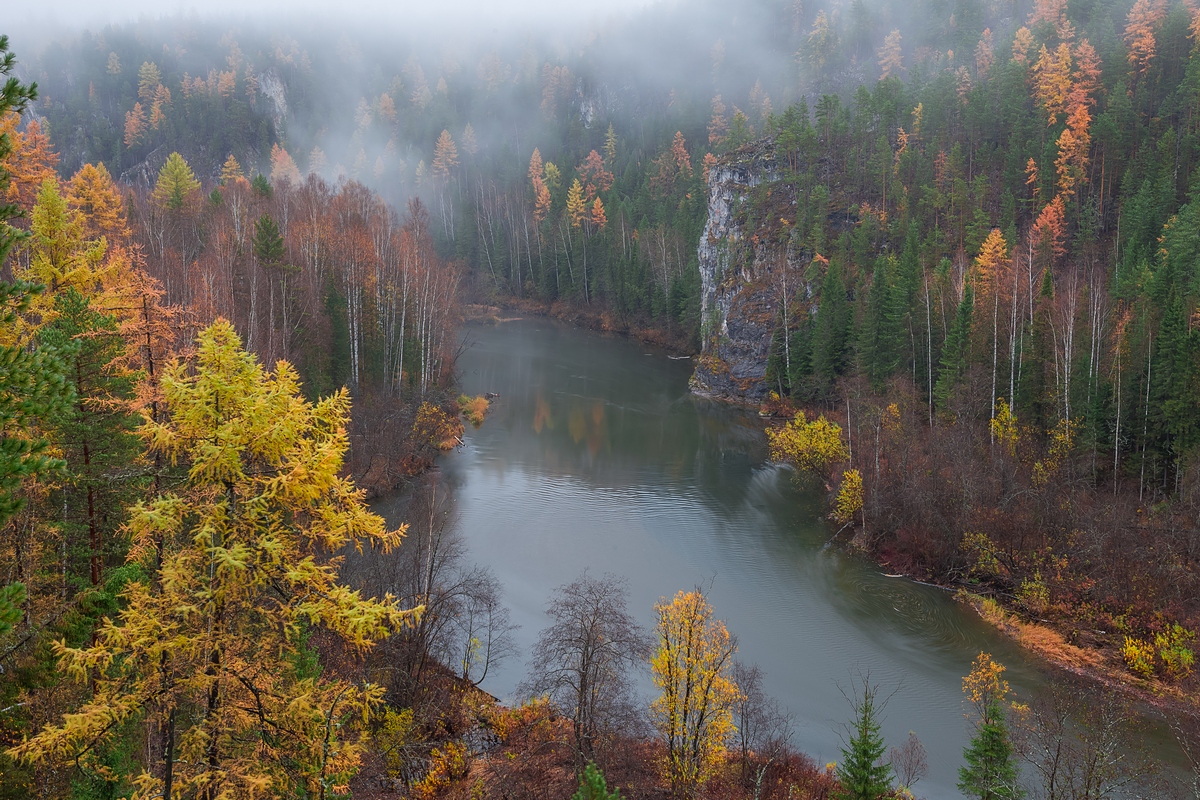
[9,319,420,800]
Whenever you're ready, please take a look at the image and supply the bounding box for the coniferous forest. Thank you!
[4,0,1200,796]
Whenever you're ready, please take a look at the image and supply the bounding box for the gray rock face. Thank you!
[257,69,288,138]
[691,142,808,403]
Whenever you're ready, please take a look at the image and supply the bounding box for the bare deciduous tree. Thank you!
[1170,712,1200,800]
[348,478,516,702]
[888,731,928,792]
[520,572,651,768]
[1014,684,1158,800]
[732,661,792,799]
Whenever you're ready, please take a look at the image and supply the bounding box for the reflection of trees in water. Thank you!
[477,384,773,522]
[346,475,517,705]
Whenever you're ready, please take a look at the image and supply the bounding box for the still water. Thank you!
[381,317,1060,798]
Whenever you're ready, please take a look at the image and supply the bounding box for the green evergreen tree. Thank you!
[252,213,285,265]
[572,762,622,800]
[40,290,141,592]
[0,37,71,631]
[934,282,974,408]
[835,681,893,800]
[957,700,1023,800]
[813,259,852,392]
[860,255,900,389]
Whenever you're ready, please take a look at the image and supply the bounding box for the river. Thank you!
[374,317,1170,799]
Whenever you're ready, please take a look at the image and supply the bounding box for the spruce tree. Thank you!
[934,282,974,408]
[835,681,893,800]
[957,699,1022,800]
[0,37,71,628]
[958,654,1023,800]
[813,259,851,393]
[860,255,900,389]
[573,762,622,800]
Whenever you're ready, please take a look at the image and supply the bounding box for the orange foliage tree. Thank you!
[1125,0,1167,77]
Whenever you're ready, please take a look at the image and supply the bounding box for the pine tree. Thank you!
[573,762,622,800]
[252,214,285,266]
[39,289,140,591]
[834,679,893,800]
[0,35,38,263]
[0,36,71,640]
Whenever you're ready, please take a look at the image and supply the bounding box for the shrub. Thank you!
[1155,624,1195,681]
[1015,573,1049,616]
[411,741,467,800]
[1121,636,1155,678]
[458,394,490,427]
[378,708,419,778]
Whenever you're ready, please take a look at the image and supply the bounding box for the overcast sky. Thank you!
[8,0,663,40]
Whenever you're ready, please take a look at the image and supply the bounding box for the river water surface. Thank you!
[378,317,1073,799]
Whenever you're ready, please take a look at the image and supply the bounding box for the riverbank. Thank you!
[463,300,697,356]
[956,591,1200,720]
[748,393,1200,724]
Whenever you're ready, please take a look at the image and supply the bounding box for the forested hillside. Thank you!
[706,0,1200,712]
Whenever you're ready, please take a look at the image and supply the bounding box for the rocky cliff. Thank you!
[690,140,811,403]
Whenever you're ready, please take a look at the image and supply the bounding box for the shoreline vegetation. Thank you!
[464,303,1198,726]
[759,391,1200,726]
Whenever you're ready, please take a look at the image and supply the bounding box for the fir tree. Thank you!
[957,700,1023,800]
[835,680,893,800]
[958,654,1023,800]
[813,259,852,392]
[573,762,622,800]
[935,282,974,408]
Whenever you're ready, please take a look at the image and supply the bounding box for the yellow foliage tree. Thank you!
[1033,43,1073,126]
[9,320,418,800]
[878,30,904,79]
[990,398,1020,456]
[566,178,587,229]
[151,152,200,211]
[15,178,108,332]
[962,652,1011,724]
[650,589,739,799]
[219,153,244,186]
[66,163,131,244]
[833,469,863,525]
[766,411,849,476]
